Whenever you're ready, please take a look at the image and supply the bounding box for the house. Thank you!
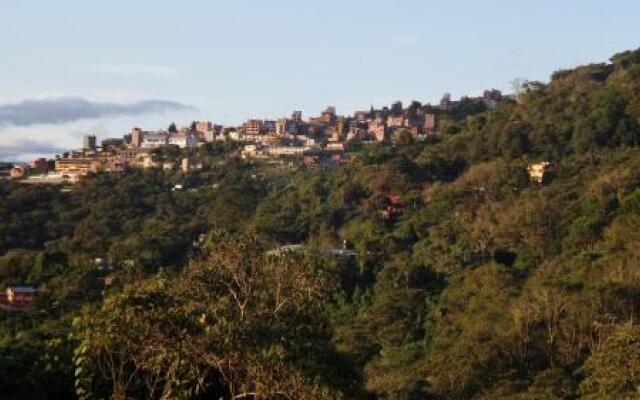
[181,158,203,172]
[101,138,125,150]
[55,158,101,176]
[141,133,169,149]
[244,119,263,136]
[5,286,38,307]
[267,146,311,157]
[424,112,438,134]
[10,165,29,179]
[369,119,387,142]
[266,244,305,257]
[168,134,198,148]
[527,162,553,183]
[133,153,159,169]
[382,193,404,220]
[30,158,49,171]
[195,120,213,135]
[387,115,405,128]
[325,142,346,152]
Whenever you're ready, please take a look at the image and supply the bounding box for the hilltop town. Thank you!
[0,90,504,183]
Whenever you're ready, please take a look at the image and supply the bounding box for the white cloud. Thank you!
[90,63,177,78]
[0,111,197,161]
[0,97,194,127]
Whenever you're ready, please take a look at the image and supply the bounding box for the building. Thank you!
[276,118,289,136]
[291,111,303,122]
[118,148,148,165]
[203,130,216,142]
[321,106,337,125]
[369,119,387,142]
[325,142,346,152]
[244,119,263,136]
[5,286,37,307]
[195,120,213,134]
[30,158,49,171]
[101,138,124,150]
[10,165,29,179]
[227,129,241,141]
[482,89,503,108]
[387,115,405,128]
[354,111,369,122]
[132,153,159,169]
[440,93,452,107]
[131,127,144,148]
[181,157,203,172]
[424,112,438,134]
[168,134,198,148]
[268,146,312,157]
[83,135,97,151]
[527,162,553,183]
[310,106,337,126]
[141,133,169,149]
[263,120,277,133]
[55,158,102,176]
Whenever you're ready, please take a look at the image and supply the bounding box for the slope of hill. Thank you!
[2,47,640,399]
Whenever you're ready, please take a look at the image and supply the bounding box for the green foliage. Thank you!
[580,323,640,399]
[2,46,640,399]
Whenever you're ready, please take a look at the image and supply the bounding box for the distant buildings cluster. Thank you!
[1,90,508,184]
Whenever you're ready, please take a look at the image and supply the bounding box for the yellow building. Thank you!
[55,158,102,176]
[527,162,552,183]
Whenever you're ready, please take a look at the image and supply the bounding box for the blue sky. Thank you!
[1,0,639,160]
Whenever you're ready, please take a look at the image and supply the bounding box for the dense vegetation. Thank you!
[2,48,640,399]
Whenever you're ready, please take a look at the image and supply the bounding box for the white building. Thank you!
[267,146,312,156]
[141,133,169,149]
[168,134,198,148]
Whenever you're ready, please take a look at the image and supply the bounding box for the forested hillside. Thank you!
[2,48,640,399]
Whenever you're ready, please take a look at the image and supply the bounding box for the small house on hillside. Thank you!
[5,286,38,307]
[382,193,404,221]
[527,162,553,183]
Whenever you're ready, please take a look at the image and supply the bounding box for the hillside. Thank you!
[2,47,640,399]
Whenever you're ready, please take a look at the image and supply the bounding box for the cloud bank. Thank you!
[0,97,195,127]
[0,138,67,161]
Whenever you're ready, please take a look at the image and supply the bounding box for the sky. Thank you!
[1,0,639,160]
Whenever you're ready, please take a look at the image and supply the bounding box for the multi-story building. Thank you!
[83,135,97,151]
[322,106,336,125]
[131,127,144,148]
[30,158,49,171]
[55,158,102,176]
[263,120,277,134]
[141,133,169,149]
[168,134,198,148]
[195,120,213,134]
[424,112,438,134]
[10,165,29,179]
[118,148,148,165]
[482,89,503,108]
[202,125,223,142]
[369,119,387,142]
[244,119,263,136]
[387,115,405,128]
[325,142,346,152]
[276,118,288,136]
[354,111,369,122]
[101,138,124,150]
[291,111,303,123]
